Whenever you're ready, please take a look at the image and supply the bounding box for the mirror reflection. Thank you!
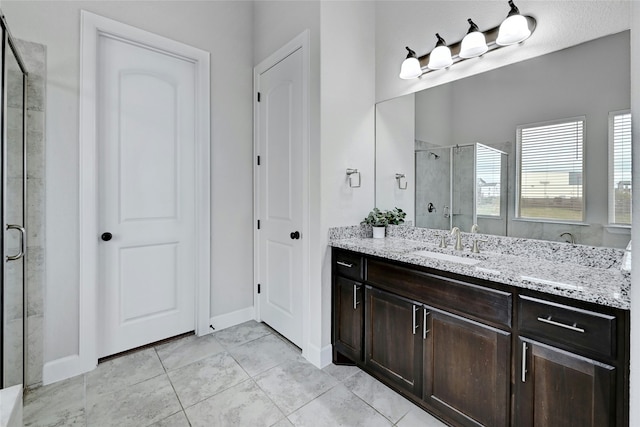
[376,31,631,248]
[416,143,508,236]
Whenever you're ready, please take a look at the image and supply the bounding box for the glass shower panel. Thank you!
[3,36,26,388]
[451,145,475,231]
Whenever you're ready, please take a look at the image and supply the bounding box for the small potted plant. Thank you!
[385,207,406,225]
[361,208,388,238]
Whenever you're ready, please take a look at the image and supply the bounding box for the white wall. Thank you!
[2,1,254,367]
[320,0,376,351]
[630,2,640,424]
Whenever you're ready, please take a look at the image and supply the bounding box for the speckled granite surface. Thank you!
[329,225,630,310]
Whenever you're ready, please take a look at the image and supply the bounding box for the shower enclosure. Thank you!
[415,143,508,235]
[0,13,28,388]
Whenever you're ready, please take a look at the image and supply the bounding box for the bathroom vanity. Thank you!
[330,229,629,427]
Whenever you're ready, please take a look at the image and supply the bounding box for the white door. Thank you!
[257,48,304,347]
[97,34,196,357]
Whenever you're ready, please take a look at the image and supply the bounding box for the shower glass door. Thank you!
[2,26,27,388]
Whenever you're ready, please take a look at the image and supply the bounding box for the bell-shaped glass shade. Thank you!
[399,56,422,79]
[496,14,531,46]
[427,45,452,70]
[459,31,488,59]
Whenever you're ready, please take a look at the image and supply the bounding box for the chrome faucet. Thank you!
[470,224,479,233]
[451,227,463,251]
[560,232,575,245]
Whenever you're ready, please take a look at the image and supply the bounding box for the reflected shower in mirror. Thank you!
[375,31,631,248]
[416,142,507,235]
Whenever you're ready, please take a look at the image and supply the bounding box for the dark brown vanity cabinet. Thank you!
[332,250,364,363]
[331,248,629,427]
[423,307,511,427]
[516,295,623,427]
[364,286,423,396]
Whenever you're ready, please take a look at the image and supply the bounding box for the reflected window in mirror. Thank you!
[609,110,632,226]
[516,117,585,222]
[476,145,502,217]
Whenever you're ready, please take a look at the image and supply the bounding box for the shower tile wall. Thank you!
[15,39,46,388]
[415,146,450,230]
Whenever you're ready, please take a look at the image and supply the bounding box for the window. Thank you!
[609,110,632,225]
[476,144,502,217]
[517,117,585,222]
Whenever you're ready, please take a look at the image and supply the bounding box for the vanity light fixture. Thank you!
[398,0,536,79]
[427,34,453,70]
[459,19,488,59]
[399,47,422,79]
[496,0,532,46]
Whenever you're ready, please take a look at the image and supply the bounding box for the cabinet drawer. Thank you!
[333,250,364,281]
[518,295,616,359]
[367,259,512,328]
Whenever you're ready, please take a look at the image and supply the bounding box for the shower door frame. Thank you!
[0,10,29,388]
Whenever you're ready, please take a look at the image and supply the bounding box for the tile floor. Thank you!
[23,321,447,427]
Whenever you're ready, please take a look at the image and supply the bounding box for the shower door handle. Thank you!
[6,224,25,261]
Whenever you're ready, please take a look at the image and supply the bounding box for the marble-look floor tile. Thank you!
[86,348,164,399]
[270,417,294,427]
[396,406,448,427]
[149,410,190,427]
[344,370,414,423]
[186,379,284,427]
[229,333,300,377]
[26,315,43,387]
[322,362,361,382]
[156,333,224,371]
[255,358,339,415]
[23,375,84,427]
[86,374,180,427]
[168,351,249,408]
[213,320,272,348]
[288,384,392,427]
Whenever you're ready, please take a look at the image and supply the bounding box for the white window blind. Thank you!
[609,111,632,225]
[517,118,584,221]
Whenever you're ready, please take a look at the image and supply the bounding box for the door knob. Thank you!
[290,231,300,240]
[101,232,113,241]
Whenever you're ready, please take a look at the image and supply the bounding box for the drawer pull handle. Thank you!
[423,309,430,340]
[337,261,354,268]
[353,284,361,310]
[537,316,585,333]
[412,305,420,335]
[521,342,528,383]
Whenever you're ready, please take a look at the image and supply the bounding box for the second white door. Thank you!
[97,33,197,358]
[257,47,304,347]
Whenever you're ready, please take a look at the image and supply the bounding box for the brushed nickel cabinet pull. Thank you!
[537,316,585,333]
[521,342,528,383]
[423,309,430,339]
[337,261,353,268]
[353,284,361,310]
[412,305,420,334]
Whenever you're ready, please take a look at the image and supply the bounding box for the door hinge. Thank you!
[257,220,261,230]
[257,92,261,102]
[257,155,261,166]
[257,284,261,294]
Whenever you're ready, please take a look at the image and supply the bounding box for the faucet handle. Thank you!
[471,239,488,254]
[439,235,447,248]
[471,224,479,233]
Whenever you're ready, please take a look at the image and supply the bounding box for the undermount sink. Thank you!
[411,250,482,266]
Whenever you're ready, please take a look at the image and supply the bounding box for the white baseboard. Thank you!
[209,306,255,332]
[42,354,85,386]
[304,342,333,369]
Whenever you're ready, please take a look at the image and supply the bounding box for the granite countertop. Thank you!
[330,234,630,310]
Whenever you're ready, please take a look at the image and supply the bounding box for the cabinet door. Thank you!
[423,308,510,427]
[333,276,363,362]
[365,286,422,396]
[516,338,616,427]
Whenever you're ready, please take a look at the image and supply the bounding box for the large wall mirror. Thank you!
[375,31,631,248]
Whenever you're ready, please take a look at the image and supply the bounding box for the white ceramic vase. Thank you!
[372,226,386,239]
